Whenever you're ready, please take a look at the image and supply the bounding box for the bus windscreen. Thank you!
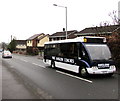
[84,44,111,61]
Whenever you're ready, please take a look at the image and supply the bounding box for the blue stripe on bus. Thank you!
[80,60,90,68]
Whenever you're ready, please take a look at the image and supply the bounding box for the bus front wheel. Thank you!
[79,67,88,77]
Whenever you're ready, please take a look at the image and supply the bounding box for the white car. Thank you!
[2,50,12,58]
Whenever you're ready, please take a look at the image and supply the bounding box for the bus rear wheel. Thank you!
[80,67,88,77]
[51,61,55,68]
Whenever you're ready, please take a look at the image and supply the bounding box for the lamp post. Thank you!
[53,4,67,39]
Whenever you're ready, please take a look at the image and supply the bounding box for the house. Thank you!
[26,33,49,53]
[75,25,120,37]
[27,33,44,48]
[15,40,26,51]
[49,30,78,41]
[37,34,49,50]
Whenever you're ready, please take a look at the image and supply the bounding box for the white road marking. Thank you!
[13,57,45,68]
[21,59,28,62]
[56,70,93,83]
[32,63,46,68]
[13,57,17,59]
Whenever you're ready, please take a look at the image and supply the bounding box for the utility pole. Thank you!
[53,4,68,39]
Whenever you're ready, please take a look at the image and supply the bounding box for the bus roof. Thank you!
[45,36,106,45]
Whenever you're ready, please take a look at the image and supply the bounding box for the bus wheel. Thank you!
[80,67,88,77]
[51,61,55,68]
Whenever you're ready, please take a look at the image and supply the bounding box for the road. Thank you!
[1,53,119,99]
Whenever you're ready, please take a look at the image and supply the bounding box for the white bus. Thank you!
[44,37,116,77]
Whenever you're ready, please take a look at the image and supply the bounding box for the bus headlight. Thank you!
[92,66,98,71]
[110,65,116,70]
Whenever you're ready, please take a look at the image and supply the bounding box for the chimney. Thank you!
[63,28,65,32]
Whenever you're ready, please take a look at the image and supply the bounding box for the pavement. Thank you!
[2,60,39,99]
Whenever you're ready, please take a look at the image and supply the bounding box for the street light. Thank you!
[53,4,67,39]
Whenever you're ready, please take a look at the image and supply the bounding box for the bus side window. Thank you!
[68,43,78,58]
[79,44,83,58]
[56,44,63,56]
[59,43,68,57]
[59,43,78,58]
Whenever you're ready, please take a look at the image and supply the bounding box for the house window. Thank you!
[49,38,52,41]
[53,38,55,41]
[57,37,59,40]
[37,40,39,43]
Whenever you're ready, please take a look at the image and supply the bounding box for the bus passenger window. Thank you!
[59,44,68,57]
[68,43,78,58]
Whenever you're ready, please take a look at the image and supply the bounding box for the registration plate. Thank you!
[102,71,107,73]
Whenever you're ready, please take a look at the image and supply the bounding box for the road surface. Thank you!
[1,53,119,100]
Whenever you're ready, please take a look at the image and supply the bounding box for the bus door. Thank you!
[76,43,91,69]
[77,43,90,62]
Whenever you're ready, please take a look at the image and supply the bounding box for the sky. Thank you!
[0,0,119,43]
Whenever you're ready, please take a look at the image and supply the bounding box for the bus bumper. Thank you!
[87,66,116,74]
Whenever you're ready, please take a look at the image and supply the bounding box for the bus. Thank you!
[43,36,116,77]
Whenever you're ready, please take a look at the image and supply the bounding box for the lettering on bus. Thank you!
[56,57,64,62]
[52,56,74,64]
[64,58,74,64]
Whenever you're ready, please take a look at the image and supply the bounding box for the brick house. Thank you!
[14,40,27,54]
[26,33,49,54]
[15,40,26,51]
[75,25,120,38]
[37,34,49,50]
[49,30,78,41]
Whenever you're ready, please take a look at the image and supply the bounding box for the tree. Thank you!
[7,39,17,53]
[107,11,120,68]
[99,10,119,26]
[108,10,119,25]
[98,10,120,68]
[1,42,7,50]
[107,31,120,68]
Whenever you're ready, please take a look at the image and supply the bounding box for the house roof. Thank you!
[50,30,77,38]
[113,26,120,33]
[76,25,120,35]
[37,34,49,40]
[27,33,44,40]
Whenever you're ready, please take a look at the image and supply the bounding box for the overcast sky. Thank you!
[0,0,119,43]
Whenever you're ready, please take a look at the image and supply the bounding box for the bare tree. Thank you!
[99,10,119,26]
[99,21,111,26]
[108,10,119,25]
